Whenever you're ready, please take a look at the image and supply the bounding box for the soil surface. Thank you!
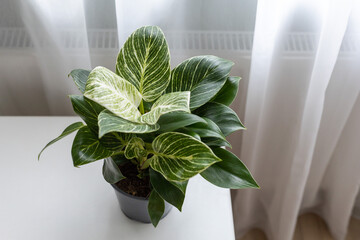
[115,163,151,198]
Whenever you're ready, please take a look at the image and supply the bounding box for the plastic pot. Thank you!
[111,184,172,223]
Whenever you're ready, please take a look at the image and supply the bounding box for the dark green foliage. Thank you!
[39,25,258,228]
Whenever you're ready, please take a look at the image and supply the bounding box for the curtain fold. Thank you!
[233,1,360,239]
[0,1,359,239]
[0,0,92,115]
[18,0,91,115]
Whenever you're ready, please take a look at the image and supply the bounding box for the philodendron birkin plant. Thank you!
[39,26,259,227]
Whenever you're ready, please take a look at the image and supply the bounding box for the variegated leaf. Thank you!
[149,132,221,182]
[166,55,233,109]
[100,132,131,152]
[71,126,117,166]
[69,95,130,151]
[116,26,171,102]
[139,92,190,125]
[84,66,142,123]
[124,137,147,159]
[98,110,159,137]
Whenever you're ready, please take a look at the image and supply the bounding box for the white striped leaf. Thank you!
[98,110,159,137]
[84,66,142,123]
[69,96,130,151]
[72,126,117,166]
[38,122,85,160]
[166,55,233,109]
[100,132,131,152]
[116,26,171,102]
[149,132,221,182]
[139,92,190,125]
[124,137,147,159]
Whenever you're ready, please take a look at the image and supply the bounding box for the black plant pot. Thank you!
[111,184,172,223]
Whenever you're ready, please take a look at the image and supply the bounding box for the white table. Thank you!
[0,117,235,240]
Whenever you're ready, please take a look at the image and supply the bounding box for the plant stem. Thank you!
[147,150,156,154]
[139,100,145,114]
[114,150,125,155]
[140,157,151,170]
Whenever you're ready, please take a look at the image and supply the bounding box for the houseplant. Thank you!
[38,26,259,227]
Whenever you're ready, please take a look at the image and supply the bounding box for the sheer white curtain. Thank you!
[0,0,256,115]
[0,1,359,239]
[232,0,360,239]
[20,0,91,115]
[0,0,92,115]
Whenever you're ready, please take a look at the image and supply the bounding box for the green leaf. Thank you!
[201,137,232,148]
[186,117,229,143]
[116,26,171,102]
[211,76,241,106]
[100,132,130,152]
[194,102,245,136]
[98,110,159,137]
[169,180,188,195]
[71,126,116,166]
[69,96,130,151]
[84,66,142,123]
[139,92,190,125]
[124,137,146,159]
[166,55,233,109]
[69,95,104,132]
[102,157,125,184]
[148,190,165,227]
[157,112,206,132]
[143,100,153,112]
[112,153,130,165]
[201,148,259,189]
[175,128,201,140]
[38,122,85,160]
[149,132,221,182]
[69,69,90,93]
[140,132,157,143]
[150,168,185,211]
